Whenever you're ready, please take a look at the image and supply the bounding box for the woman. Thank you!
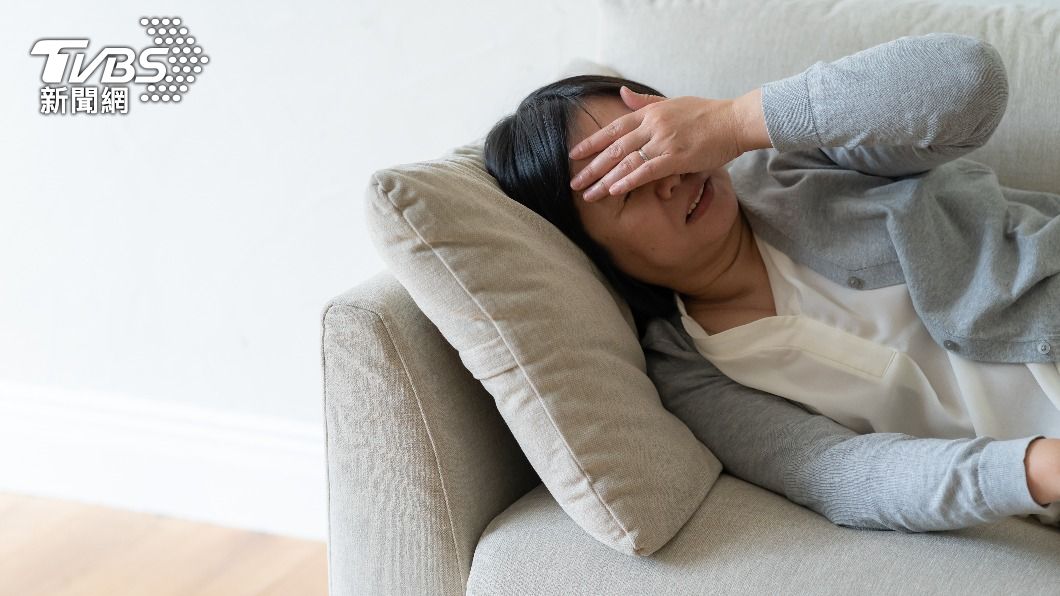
[483,32,1060,531]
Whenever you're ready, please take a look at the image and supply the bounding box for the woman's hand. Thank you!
[1025,437,1060,506]
[568,86,744,202]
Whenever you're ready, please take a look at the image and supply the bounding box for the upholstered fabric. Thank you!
[362,130,722,557]
[321,273,541,595]
[467,476,1060,595]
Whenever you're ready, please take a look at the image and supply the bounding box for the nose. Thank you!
[657,173,684,201]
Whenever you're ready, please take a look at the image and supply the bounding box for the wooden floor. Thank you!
[0,492,327,596]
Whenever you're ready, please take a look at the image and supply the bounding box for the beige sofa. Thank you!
[322,0,1060,593]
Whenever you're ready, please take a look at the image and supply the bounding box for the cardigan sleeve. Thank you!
[639,314,1052,531]
[759,32,1009,178]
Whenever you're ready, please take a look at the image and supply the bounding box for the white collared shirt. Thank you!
[675,232,1060,440]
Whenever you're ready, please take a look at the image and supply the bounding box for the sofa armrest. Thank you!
[321,271,540,596]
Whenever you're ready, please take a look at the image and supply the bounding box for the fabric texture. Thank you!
[733,32,1060,364]
[740,232,1060,441]
[640,311,1058,531]
[362,62,722,556]
[468,478,1060,595]
[673,232,1060,445]
[322,274,541,595]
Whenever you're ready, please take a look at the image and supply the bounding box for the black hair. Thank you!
[483,74,678,340]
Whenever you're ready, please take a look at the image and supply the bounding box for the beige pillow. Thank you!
[363,79,722,555]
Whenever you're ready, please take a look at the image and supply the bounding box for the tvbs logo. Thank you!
[31,39,169,84]
[31,16,209,115]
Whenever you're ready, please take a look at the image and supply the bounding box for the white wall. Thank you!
[0,0,597,538]
[0,0,598,425]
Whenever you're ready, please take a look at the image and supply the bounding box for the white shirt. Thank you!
[675,232,1060,441]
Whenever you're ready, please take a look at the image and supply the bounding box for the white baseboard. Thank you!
[0,380,327,542]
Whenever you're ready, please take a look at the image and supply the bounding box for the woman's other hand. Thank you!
[568,86,743,202]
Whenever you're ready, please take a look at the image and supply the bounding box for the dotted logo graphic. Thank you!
[30,17,211,115]
[137,16,209,104]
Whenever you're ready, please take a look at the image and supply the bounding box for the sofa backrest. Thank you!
[596,0,1060,193]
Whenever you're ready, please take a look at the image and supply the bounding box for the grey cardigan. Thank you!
[732,32,1060,364]
[640,32,1056,531]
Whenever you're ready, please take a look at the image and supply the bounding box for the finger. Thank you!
[608,154,675,197]
[570,126,651,193]
[568,109,643,162]
[584,146,656,202]
[572,128,651,196]
[619,85,665,111]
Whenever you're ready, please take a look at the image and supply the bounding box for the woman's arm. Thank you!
[735,32,1008,177]
[733,87,770,154]
[640,314,1054,531]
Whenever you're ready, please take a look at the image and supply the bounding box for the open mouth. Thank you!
[685,177,713,224]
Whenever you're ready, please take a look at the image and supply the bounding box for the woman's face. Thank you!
[568,95,742,289]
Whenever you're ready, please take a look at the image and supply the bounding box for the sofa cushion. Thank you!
[468,475,1060,595]
[363,60,723,556]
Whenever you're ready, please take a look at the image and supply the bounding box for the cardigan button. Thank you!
[846,276,864,289]
[943,340,959,351]
[1038,341,1052,355]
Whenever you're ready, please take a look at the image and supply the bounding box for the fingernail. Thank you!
[610,182,625,194]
